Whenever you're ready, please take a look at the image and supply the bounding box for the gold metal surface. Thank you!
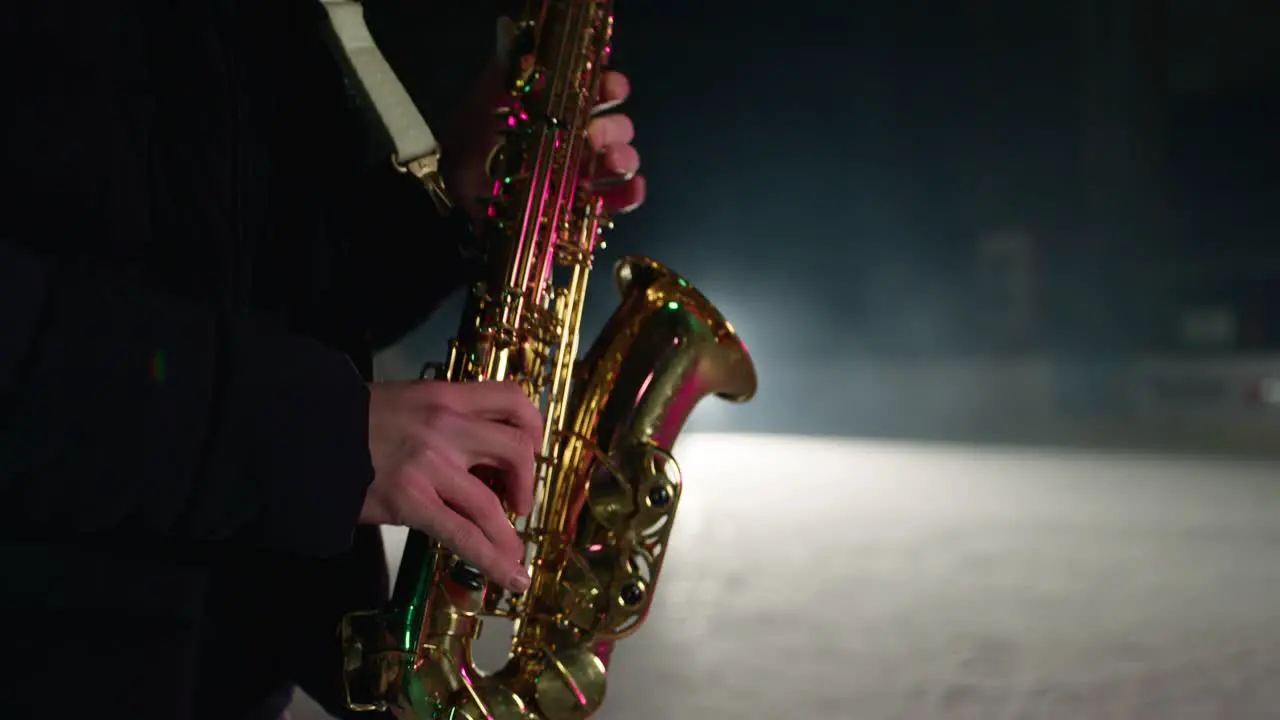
[341,3,756,718]
[395,152,453,216]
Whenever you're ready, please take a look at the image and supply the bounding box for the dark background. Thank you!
[607,0,1279,355]
[392,0,1280,448]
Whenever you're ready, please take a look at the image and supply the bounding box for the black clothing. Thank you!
[0,1,504,717]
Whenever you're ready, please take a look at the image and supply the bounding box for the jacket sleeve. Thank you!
[0,240,374,557]
[346,0,507,352]
[361,0,518,134]
[350,168,481,353]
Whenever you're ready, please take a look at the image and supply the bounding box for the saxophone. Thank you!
[340,3,756,718]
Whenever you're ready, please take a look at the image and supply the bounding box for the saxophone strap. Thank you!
[318,0,441,171]
[318,2,519,219]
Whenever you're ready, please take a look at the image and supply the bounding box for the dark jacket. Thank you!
[0,1,503,717]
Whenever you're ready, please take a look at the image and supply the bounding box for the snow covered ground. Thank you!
[294,433,1280,719]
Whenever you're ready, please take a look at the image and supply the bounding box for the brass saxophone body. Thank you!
[340,3,756,718]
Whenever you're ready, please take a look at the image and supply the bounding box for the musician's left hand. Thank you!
[442,66,645,222]
[586,71,645,214]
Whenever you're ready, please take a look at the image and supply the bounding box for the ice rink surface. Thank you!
[294,433,1280,719]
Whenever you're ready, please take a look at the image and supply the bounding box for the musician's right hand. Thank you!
[360,380,541,593]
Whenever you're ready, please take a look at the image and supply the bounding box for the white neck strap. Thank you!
[319,0,441,166]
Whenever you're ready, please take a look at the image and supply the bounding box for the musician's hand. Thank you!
[586,71,645,214]
[359,380,541,593]
[441,63,645,222]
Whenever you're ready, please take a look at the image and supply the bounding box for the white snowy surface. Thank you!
[294,433,1280,719]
